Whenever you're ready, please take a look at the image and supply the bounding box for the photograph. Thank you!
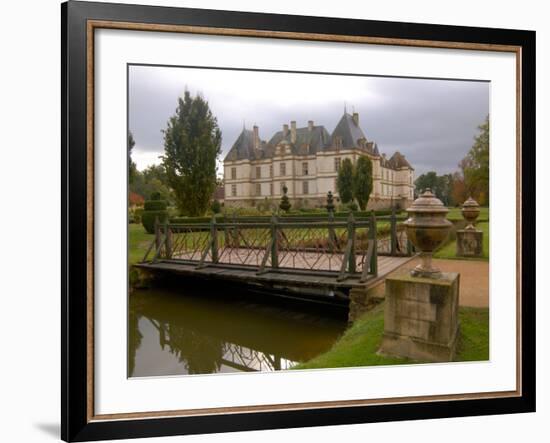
[127,65,490,377]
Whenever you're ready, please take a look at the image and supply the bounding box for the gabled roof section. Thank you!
[331,113,369,150]
[268,125,331,155]
[224,128,268,161]
[388,151,414,170]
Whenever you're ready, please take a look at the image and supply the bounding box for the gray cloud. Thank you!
[129,66,489,177]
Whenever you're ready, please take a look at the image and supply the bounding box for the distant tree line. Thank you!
[415,116,489,206]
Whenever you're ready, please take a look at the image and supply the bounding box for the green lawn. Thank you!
[434,222,489,261]
[446,206,489,222]
[129,223,155,265]
[294,302,489,370]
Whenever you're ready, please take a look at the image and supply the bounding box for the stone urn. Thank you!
[461,196,481,230]
[404,189,452,277]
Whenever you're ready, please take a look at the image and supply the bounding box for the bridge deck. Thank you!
[135,255,415,292]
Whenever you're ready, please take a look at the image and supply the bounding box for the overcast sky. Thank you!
[129,65,489,177]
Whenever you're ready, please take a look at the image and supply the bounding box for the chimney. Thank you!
[308,120,314,131]
[283,123,289,138]
[253,125,259,149]
[290,121,297,143]
[352,112,359,126]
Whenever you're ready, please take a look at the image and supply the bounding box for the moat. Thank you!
[128,285,347,377]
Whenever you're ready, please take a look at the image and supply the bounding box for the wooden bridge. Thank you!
[135,211,416,298]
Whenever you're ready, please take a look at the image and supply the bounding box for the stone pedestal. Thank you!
[379,271,460,362]
[456,229,483,257]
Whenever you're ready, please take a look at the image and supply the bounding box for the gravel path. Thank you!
[369,257,489,308]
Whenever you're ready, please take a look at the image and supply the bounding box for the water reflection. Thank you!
[129,286,346,377]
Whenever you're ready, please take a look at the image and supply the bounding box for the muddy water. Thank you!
[129,285,347,377]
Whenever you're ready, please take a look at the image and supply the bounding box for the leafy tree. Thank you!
[415,171,439,195]
[461,116,489,205]
[128,132,137,184]
[162,91,222,216]
[142,164,168,184]
[450,172,467,206]
[414,171,454,205]
[130,169,172,205]
[337,158,354,204]
[352,156,373,210]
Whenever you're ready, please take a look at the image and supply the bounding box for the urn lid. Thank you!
[462,196,480,209]
[406,189,449,214]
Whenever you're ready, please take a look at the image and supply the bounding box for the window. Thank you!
[231,184,237,196]
[256,183,261,196]
[335,136,343,149]
[280,162,286,176]
[231,167,236,180]
[280,181,286,194]
[269,165,273,177]
[302,162,309,176]
[270,183,274,196]
[334,157,341,172]
[302,181,309,195]
[256,166,261,179]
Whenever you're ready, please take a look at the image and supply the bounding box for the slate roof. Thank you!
[224,129,270,161]
[330,113,368,150]
[223,113,412,171]
[268,125,331,155]
[388,151,414,170]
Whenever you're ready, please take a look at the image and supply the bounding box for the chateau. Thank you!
[223,112,415,210]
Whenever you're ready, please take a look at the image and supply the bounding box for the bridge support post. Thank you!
[347,213,356,274]
[328,210,336,253]
[211,215,219,263]
[165,219,172,259]
[369,211,378,276]
[390,207,397,256]
[154,216,161,254]
[271,215,279,268]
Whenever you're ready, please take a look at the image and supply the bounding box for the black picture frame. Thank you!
[61,1,536,441]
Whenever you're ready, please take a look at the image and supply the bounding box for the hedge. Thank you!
[170,209,402,224]
[142,210,169,234]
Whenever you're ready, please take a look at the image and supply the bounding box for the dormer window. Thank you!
[335,136,343,149]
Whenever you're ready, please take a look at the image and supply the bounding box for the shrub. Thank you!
[211,200,222,214]
[134,208,143,223]
[142,195,168,233]
[142,210,169,234]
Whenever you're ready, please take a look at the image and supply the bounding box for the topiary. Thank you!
[279,185,291,213]
[141,192,168,234]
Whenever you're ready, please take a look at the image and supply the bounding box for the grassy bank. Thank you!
[129,223,155,265]
[294,303,489,370]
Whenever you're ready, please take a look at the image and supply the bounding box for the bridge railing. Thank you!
[142,209,412,282]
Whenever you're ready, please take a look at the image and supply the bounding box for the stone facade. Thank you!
[379,271,460,362]
[223,112,415,210]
